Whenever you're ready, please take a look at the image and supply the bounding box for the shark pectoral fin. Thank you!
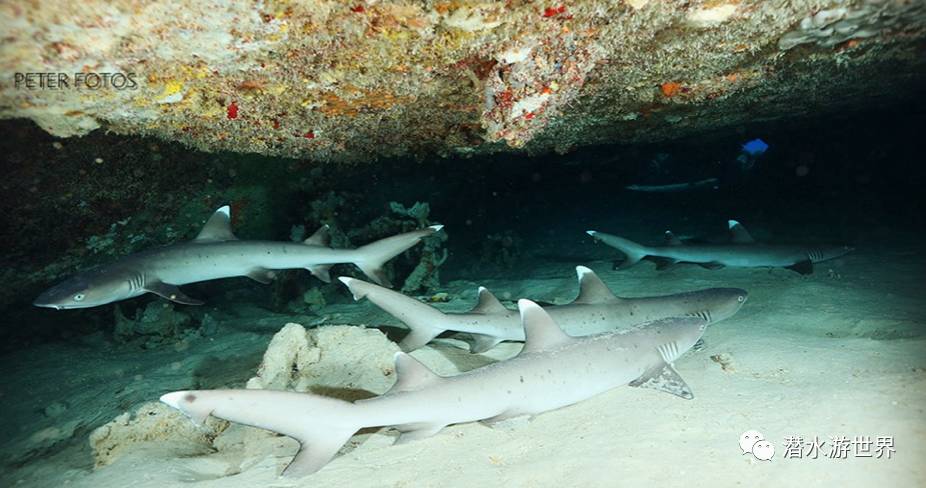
[573,266,619,304]
[653,257,679,271]
[303,225,330,247]
[386,352,443,395]
[245,268,276,284]
[629,363,693,400]
[480,410,528,427]
[145,283,204,305]
[284,428,358,478]
[728,220,755,244]
[469,333,502,354]
[394,423,446,445]
[470,287,508,314]
[786,260,814,275]
[194,206,239,242]
[307,264,333,283]
[698,261,725,270]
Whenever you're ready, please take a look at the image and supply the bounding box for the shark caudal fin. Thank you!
[338,276,449,351]
[586,231,649,269]
[160,389,360,477]
[353,226,443,287]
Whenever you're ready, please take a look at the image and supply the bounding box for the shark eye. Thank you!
[73,293,85,301]
[737,296,745,303]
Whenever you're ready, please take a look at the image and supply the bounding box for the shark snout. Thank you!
[729,288,748,307]
[703,287,749,322]
[33,290,63,309]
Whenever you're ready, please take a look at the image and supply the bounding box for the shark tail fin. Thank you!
[338,276,449,351]
[586,230,648,269]
[353,225,443,288]
[160,389,360,478]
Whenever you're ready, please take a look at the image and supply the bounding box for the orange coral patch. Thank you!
[660,82,682,98]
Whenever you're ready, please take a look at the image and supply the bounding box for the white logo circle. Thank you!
[752,440,775,461]
[739,430,764,454]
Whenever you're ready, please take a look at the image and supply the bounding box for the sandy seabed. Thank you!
[2,244,924,488]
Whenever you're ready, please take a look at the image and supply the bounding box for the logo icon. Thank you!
[740,430,774,461]
[752,440,775,461]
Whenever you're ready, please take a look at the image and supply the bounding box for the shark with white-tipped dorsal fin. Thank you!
[161,300,708,478]
[34,205,442,309]
[587,220,853,275]
[339,266,746,352]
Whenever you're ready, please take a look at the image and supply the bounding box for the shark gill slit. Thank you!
[129,271,144,292]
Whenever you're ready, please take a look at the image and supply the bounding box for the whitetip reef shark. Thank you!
[34,205,442,309]
[339,266,746,352]
[161,300,708,478]
[588,220,853,275]
[625,177,720,192]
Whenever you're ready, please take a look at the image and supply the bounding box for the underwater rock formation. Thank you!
[90,322,399,471]
[1,1,924,161]
[89,401,225,468]
[247,322,399,398]
[390,202,449,293]
[113,302,196,347]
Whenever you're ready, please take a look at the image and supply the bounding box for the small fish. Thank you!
[741,138,769,157]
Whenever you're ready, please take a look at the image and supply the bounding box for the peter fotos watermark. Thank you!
[739,430,895,462]
[13,72,138,90]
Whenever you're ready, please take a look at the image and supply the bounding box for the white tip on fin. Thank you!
[586,230,598,237]
[194,205,238,242]
[664,230,683,246]
[304,224,330,247]
[429,224,444,232]
[727,219,755,244]
[470,287,507,314]
[337,276,366,301]
[573,266,618,304]
[518,299,573,355]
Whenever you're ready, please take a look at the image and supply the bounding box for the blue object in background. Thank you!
[742,138,769,156]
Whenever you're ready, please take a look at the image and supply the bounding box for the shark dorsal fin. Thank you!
[304,225,330,247]
[470,287,507,314]
[573,266,619,304]
[728,220,755,244]
[194,206,238,242]
[518,299,573,355]
[664,231,683,246]
[385,352,442,395]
